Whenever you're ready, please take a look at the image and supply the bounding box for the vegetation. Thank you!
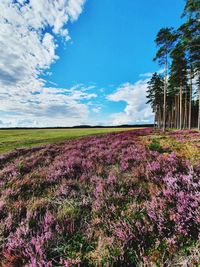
[0,1,199,266]
[147,138,163,153]
[147,0,200,130]
[0,128,199,266]
[0,128,135,154]
[143,129,200,164]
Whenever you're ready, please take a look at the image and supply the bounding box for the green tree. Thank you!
[146,73,164,128]
[170,43,188,129]
[182,0,200,129]
[182,0,200,20]
[154,27,176,131]
[178,18,200,129]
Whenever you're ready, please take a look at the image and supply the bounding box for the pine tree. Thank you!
[182,0,200,129]
[151,1,199,129]
[182,0,200,20]
[170,43,188,129]
[153,28,176,131]
[146,73,164,128]
[178,17,200,129]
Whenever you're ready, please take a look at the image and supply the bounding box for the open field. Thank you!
[0,128,136,154]
[0,128,199,266]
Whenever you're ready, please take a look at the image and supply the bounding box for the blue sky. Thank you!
[0,0,185,127]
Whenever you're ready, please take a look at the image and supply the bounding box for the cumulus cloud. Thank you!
[92,107,101,113]
[0,84,97,127]
[0,1,155,128]
[107,79,154,125]
[139,69,164,78]
[0,0,87,127]
[0,0,86,88]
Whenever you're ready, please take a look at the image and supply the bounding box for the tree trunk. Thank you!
[169,109,171,128]
[154,106,157,128]
[177,94,180,129]
[198,80,200,130]
[184,86,187,129]
[163,59,167,132]
[171,104,174,128]
[159,105,161,128]
[180,84,183,130]
[189,67,193,129]
[175,96,177,128]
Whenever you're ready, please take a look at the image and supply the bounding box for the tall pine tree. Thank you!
[154,28,175,131]
[182,0,200,129]
[170,43,188,129]
[146,73,164,128]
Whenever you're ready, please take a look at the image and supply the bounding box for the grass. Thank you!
[142,130,200,164]
[0,127,136,154]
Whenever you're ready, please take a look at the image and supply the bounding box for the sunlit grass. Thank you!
[0,128,137,154]
[142,129,200,164]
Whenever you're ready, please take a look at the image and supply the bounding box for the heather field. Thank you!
[0,128,199,266]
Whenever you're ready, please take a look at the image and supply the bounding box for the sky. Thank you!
[0,0,185,127]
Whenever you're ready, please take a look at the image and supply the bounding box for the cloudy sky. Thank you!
[0,0,184,127]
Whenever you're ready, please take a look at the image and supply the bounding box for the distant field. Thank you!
[0,127,136,154]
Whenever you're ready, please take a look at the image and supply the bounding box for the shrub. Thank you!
[148,138,163,152]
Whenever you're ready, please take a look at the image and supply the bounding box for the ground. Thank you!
[0,128,135,154]
[0,128,199,266]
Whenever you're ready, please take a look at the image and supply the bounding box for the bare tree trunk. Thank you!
[177,94,179,129]
[183,92,186,129]
[170,104,173,128]
[198,81,200,130]
[178,94,180,129]
[177,94,180,129]
[171,105,174,128]
[189,67,193,129]
[175,96,177,128]
[168,109,171,128]
[159,105,161,128]
[184,86,187,129]
[180,84,183,130]
[155,106,157,128]
[163,59,167,132]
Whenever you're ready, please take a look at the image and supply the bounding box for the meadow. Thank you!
[0,128,199,266]
[0,128,135,154]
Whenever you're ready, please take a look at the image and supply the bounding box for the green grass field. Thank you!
[0,128,136,154]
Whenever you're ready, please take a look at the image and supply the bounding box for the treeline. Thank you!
[147,0,200,130]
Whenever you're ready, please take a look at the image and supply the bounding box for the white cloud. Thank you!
[92,107,101,113]
[0,84,97,127]
[107,79,154,125]
[139,72,154,78]
[0,1,156,128]
[0,0,86,88]
[139,69,164,78]
[0,0,87,127]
